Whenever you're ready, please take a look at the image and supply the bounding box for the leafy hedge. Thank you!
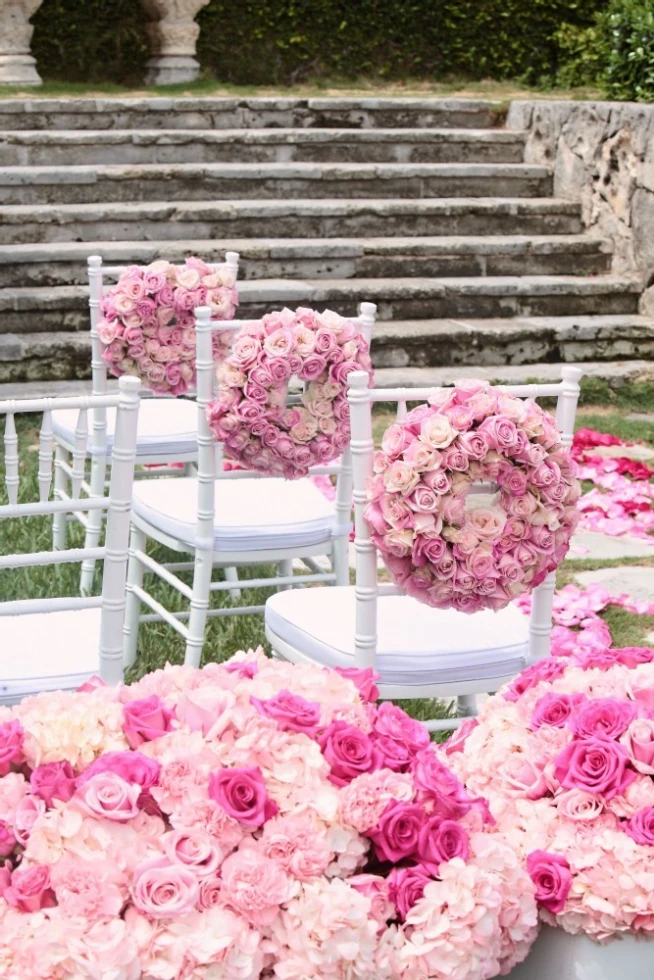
[30,0,605,86]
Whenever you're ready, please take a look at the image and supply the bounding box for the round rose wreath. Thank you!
[98,257,239,396]
[365,380,581,613]
[206,306,373,479]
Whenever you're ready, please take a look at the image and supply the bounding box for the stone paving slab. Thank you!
[575,566,654,604]
[593,444,654,461]
[569,530,654,560]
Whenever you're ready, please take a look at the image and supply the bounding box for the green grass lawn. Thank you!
[1,404,651,728]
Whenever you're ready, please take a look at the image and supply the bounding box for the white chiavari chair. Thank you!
[265,366,583,730]
[122,302,377,669]
[0,376,140,702]
[50,251,240,594]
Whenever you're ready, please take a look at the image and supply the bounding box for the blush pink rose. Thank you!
[318,721,383,786]
[554,738,635,800]
[526,850,572,914]
[250,690,321,737]
[369,801,426,863]
[122,695,174,748]
[0,720,24,776]
[443,717,479,756]
[77,750,160,797]
[76,772,141,821]
[208,766,278,827]
[387,864,432,920]
[501,754,549,800]
[622,719,654,774]
[164,829,222,878]
[131,858,199,917]
[349,874,393,929]
[572,698,637,741]
[4,865,56,912]
[14,794,46,846]
[417,816,469,874]
[30,760,77,807]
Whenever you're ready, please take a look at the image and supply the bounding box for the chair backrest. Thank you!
[193,303,377,550]
[0,376,141,685]
[347,367,583,669]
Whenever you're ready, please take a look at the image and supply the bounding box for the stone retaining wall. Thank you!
[507,100,654,312]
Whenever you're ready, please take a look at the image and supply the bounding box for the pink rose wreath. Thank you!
[98,257,239,396]
[206,306,373,479]
[365,380,581,613]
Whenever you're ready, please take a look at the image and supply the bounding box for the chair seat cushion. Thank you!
[265,587,529,687]
[0,607,101,705]
[52,399,197,458]
[132,476,339,553]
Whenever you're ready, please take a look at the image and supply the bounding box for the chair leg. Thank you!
[123,525,145,669]
[224,566,242,601]
[276,558,293,592]
[332,534,350,586]
[184,547,213,669]
[456,694,478,718]
[79,454,107,594]
[52,445,69,550]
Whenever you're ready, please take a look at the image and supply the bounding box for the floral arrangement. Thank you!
[445,643,654,941]
[206,307,373,479]
[365,380,580,613]
[0,651,537,979]
[97,257,239,396]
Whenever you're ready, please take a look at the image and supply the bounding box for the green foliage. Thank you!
[601,0,654,101]
[554,23,607,87]
[29,0,606,86]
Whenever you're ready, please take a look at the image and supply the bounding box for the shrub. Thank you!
[554,23,607,87]
[601,0,654,101]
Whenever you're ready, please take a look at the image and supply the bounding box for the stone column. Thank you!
[139,0,210,86]
[0,0,44,87]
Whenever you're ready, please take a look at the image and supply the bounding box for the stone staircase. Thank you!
[0,96,651,390]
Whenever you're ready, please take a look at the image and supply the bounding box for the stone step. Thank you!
[0,197,584,244]
[1,358,652,397]
[2,315,651,384]
[0,98,499,132]
[0,235,613,287]
[0,162,553,206]
[372,315,654,368]
[0,128,528,166]
[0,276,641,336]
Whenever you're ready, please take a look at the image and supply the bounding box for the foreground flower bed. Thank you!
[446,643,654,942]
[0,651,537,979]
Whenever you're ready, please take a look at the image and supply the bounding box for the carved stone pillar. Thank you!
[139,0,210,86]
[0,0,44,87]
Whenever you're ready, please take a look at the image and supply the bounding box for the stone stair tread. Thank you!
[374,314,654,341]
[0,275,642,312]
[0,234,611,264]
[0,97,497,111]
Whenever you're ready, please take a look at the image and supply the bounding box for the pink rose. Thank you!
[30,761,77,807]
[14,794,46,845]
[554,738,635,800]
[417,816,469,874]
[4,865,56,912]
[464,505,507,541]
[369,801,425,863]
[443,717,479,756]
[77,750,160,797]
[198,876,223,910]
[407,485,440,513]
[531,693,585,731]
[131,858,199,917]
[250,690,321,737]
[572,698,637,741]
[387,864,432,920]
[372,702,430,758]
[208,766,278,827]
[0,863,10,897]
[623,806,654,846]
[501,754,549,800]
[318,721,383,786]
[555,789,604,821]
[621,719,654,774]
[479,415,519,451]
[411,748,472,819]
[76,772,141,821]
[441,446,469,472]
[333,667,380,702]
[122,695,174,748]
[504,658,566,702]
[164,829,222,878]
[457,431,488,459]
[526,850,572,914]
[220,848,291,927]
[0,820,16,857]
[350,874,393,929]
[0,720,24,776]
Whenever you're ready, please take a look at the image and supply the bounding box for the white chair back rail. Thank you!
[0,377,140,690]
[347,367,583,673]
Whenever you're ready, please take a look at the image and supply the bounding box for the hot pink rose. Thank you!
[443,717,479,756]
[531,693,585,731]
[371,702,430,762]
[77,750,160,796]
[0,820,16,857]
[30,760,77,807]
[526,850,572,914]
[504,658,566,702]
[122,695,174,748]
[318,721,383,786]
[623,806,654,846]
[4,865,56,912]
[0,720,24,776]
[250,690,321,737]
[208,766,278,827]
[76,772,141,821]
[387,864,432,920]
[554,738,635,800]
[417,816,470,874]
[411,748,472,819]
[333,667,380,702]
[369,801,426,863]
[572,698,637,741]
[131,857,199,917]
